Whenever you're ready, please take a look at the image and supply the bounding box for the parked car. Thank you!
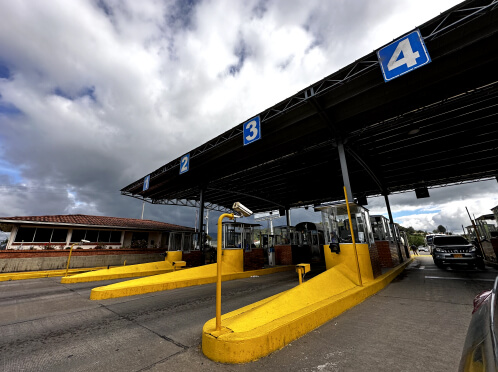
[432,235,484,269]
[418,246,428,252]
[459,277,498,371]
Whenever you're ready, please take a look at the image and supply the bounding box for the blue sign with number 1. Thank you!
[243,116,261,146]
[143,175,150,191]
[377,30,431,82]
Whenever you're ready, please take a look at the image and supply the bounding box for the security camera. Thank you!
[80,239,90,243]
[232,202,253,217]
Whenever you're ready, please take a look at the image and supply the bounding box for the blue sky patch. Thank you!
[0,160,23,183]
[0,101,22,116]
[393,208,440,219]
[0,61,10,79]
[54,86,96,101]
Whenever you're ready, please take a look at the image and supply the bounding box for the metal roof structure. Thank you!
[122,0,498,214]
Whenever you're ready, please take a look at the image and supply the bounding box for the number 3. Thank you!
[245,120,258,141]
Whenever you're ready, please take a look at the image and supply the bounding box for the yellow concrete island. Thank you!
[202,244,412,364]
[61,251,183,284]
[90,249,293,300]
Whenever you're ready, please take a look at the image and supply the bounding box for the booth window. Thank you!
[71,230,86,243]
[51,229,68,242]
[33,228,53,242]
[14,227,36,243]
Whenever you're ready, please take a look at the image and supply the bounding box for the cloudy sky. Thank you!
[0,0,496,240]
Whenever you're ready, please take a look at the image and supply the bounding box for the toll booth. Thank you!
[259,231,279,266]
[222,222,264,270]
[317,203,381,278]
[274,225,298,245]
[370,215,394,241]
[168,231,196,252]
[396,225,411,260]
[369,215,403,267]
[295,222,325,263]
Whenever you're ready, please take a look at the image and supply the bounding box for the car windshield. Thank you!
[433,236,469,246]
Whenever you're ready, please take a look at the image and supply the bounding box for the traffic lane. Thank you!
[0,270,298,372]
[149,256,498,372]
[100,271,299,348]
[0,277,128,327]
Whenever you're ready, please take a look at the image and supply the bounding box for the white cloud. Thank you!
[2,0,494,235]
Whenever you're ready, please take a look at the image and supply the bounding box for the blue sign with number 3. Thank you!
[377,30,431,82]
[243,116,261,146]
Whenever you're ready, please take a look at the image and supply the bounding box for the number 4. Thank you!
[387,38,420,71]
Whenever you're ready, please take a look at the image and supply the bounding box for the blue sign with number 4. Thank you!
[377,30,431,82]
[243,116,261,146]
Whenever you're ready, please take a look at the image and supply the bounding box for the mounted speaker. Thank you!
[279,208,286,217]
[415,187,430,199]
[356,196,368,206]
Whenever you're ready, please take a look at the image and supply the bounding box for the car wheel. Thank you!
[476,260,485,270]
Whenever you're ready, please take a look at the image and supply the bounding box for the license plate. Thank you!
[453,254,463,258]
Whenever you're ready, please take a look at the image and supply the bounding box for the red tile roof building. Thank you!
[0,215,194,250]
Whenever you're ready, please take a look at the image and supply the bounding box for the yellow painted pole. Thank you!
[298,267,303,285]
[64,243,76,277]
[216,213,235,332]
[344,186,363,286]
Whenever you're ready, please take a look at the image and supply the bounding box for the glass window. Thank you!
[110,231,121,243]
[34,228,52,242]
[434,236,469,246]
[71,230,86,242]
[51,229,68,242]
[14,227,36,243]
[85,230,98,242]
[98,230,111,242]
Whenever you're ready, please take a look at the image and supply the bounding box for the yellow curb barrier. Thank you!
[202,258,413,364]
[90,263,294,300]
[61,260,175,284]
[0,267,109,282]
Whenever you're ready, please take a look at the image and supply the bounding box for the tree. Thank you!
[437,225,446,233]
[408,235,425,247]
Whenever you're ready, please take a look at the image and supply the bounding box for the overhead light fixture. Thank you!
[408,128,420,135]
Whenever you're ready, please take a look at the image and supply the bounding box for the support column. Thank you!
[286,208,291,227]
[384,193,403,263]
[199,188,206,265]
[337,140,353,202]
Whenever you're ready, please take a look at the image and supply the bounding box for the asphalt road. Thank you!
[1,254,497,372]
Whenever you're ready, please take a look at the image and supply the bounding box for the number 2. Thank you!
[180,154,189,174]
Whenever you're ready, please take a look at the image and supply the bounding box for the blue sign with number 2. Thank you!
[243,116,261,146]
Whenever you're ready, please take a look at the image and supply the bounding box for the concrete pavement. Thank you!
[1,254,496,371]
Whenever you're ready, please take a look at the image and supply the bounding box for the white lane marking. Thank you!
[419,266,425,270]
[425,276,495,282]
